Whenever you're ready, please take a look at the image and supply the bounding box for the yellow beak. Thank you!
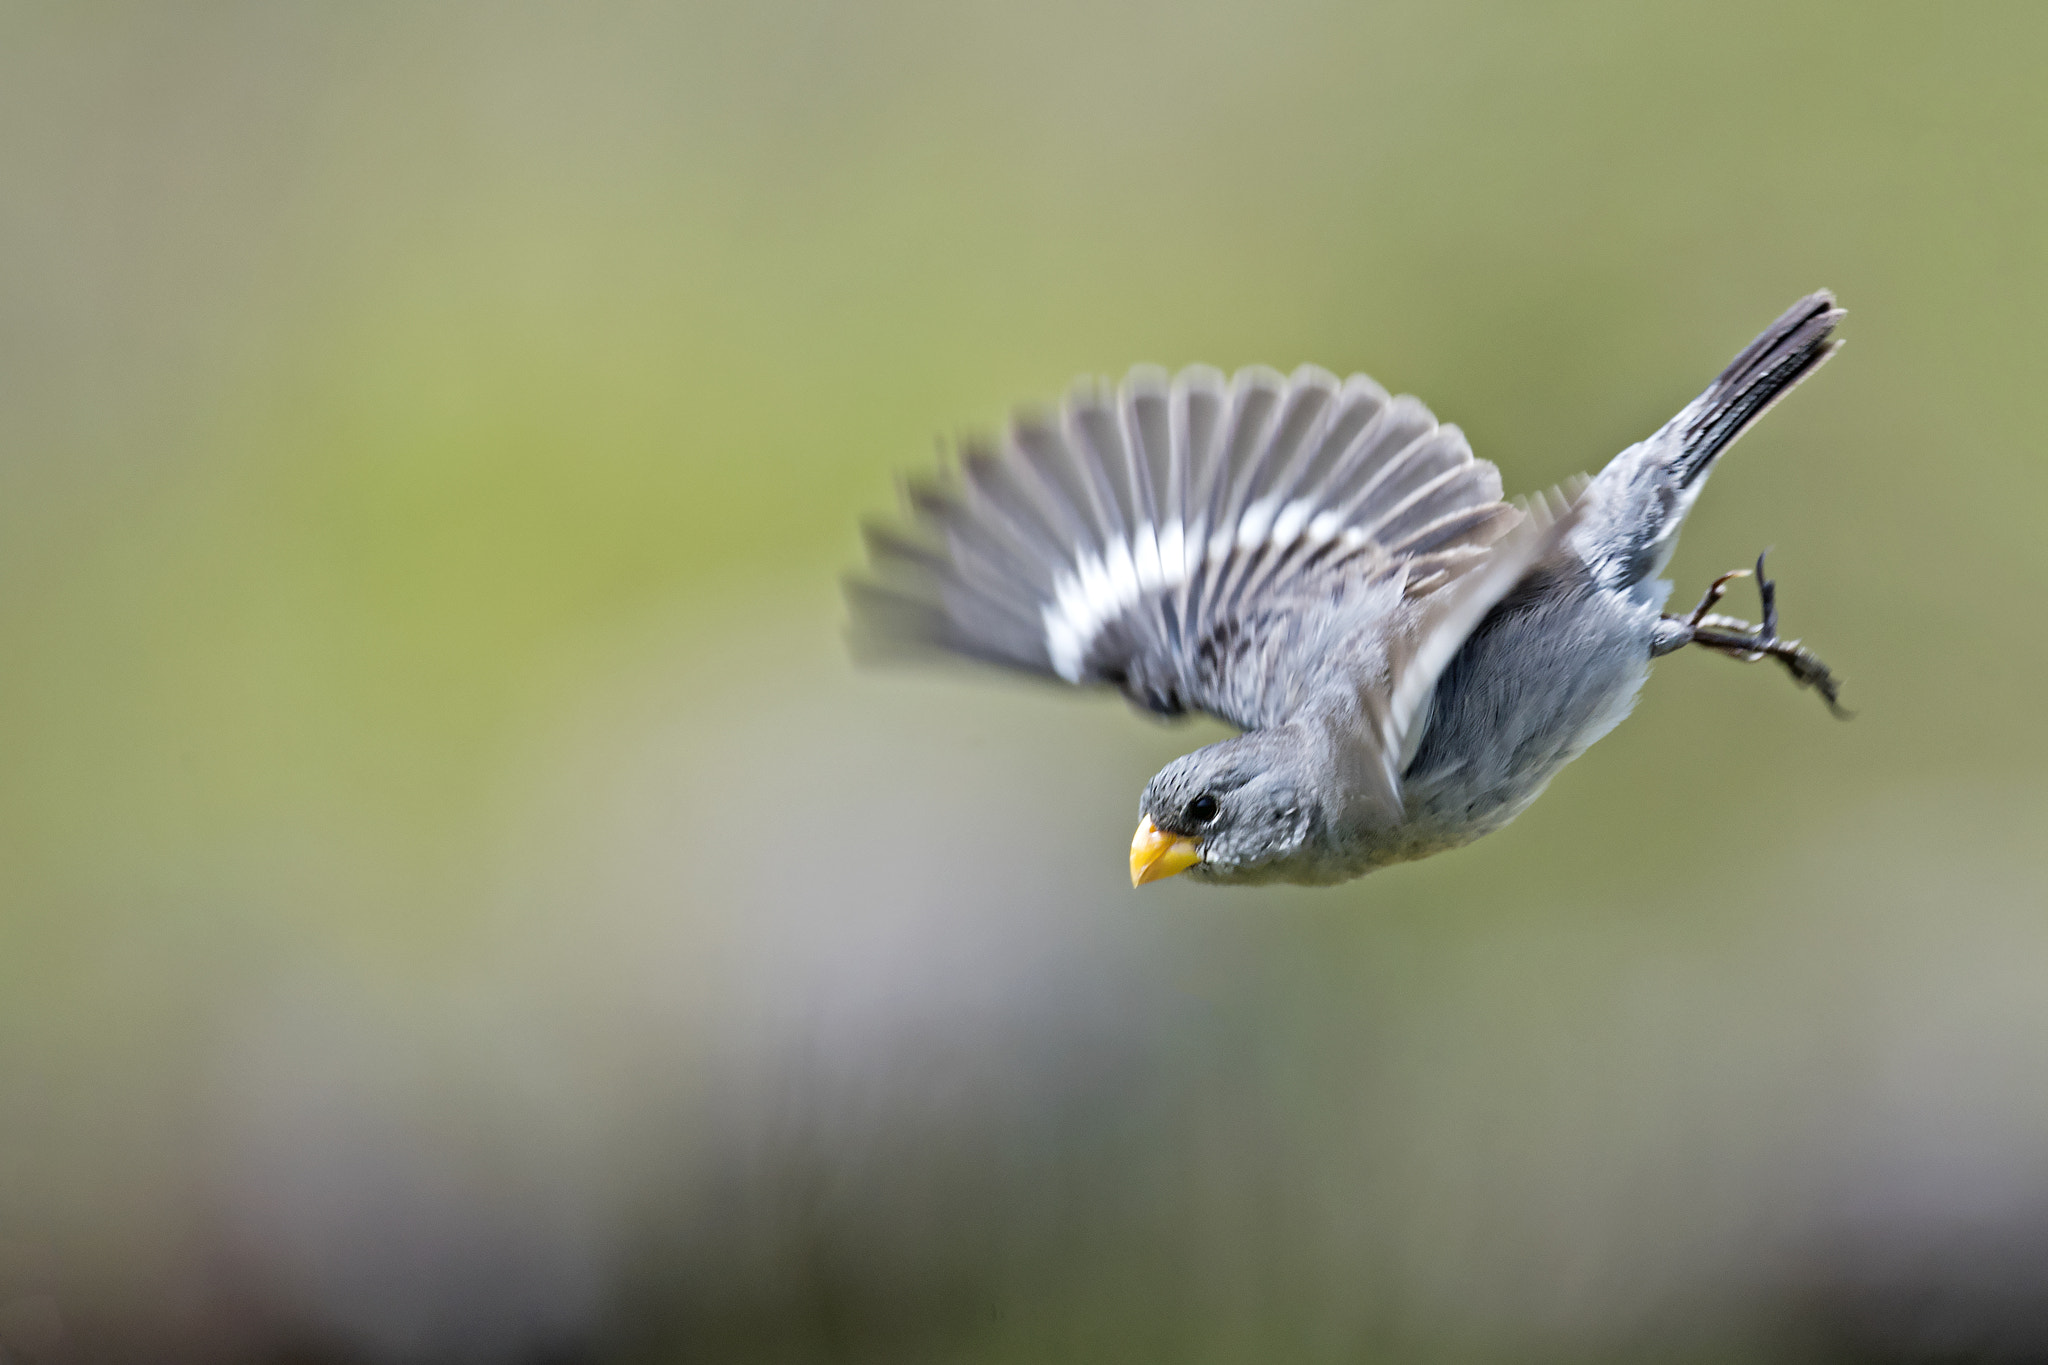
[1130,816,1202,887]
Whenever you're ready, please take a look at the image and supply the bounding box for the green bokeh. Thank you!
[1,4,2043,1362]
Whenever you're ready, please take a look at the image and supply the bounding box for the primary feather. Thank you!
[850,364,1579,801]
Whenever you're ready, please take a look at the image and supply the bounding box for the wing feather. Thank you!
[850,365,1571,773]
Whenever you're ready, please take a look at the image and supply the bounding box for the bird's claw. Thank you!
[1658,551,1851,719]
[1682,565,1751,628]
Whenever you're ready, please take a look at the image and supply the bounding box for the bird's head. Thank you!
[1130,730,1333,887]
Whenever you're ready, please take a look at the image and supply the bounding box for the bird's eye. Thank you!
[1186,793,1219,825]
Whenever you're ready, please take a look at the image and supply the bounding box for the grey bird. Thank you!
[849,293,1847,887]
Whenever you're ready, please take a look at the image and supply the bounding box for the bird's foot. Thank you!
[1654,552,1851,718]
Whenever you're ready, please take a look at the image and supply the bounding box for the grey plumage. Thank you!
[850,293,1846,886]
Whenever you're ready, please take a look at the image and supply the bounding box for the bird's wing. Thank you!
[850,364,1579,773]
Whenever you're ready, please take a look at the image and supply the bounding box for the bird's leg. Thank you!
[1687,565,1753,627]
[1649,566,1746,656]
[1650,565,1751,656]
[1654,552,1851,718]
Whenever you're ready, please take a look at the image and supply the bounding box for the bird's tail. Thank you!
[1672,291,1843,490]
[1577,292,1844,589]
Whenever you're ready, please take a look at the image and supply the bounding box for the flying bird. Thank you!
[849,294,1847,888]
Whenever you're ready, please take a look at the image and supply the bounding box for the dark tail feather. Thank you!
[1676,291,1844,488]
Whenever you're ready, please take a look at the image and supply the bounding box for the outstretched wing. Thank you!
[850,364,1575,759]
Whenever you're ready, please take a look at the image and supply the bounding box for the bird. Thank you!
[847,293,1848,888]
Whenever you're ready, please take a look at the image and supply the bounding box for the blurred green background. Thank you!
[2,3,2045,1362]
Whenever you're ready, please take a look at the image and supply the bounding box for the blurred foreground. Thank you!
[12,620,2048,1363]
[3,4,2047,1362]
